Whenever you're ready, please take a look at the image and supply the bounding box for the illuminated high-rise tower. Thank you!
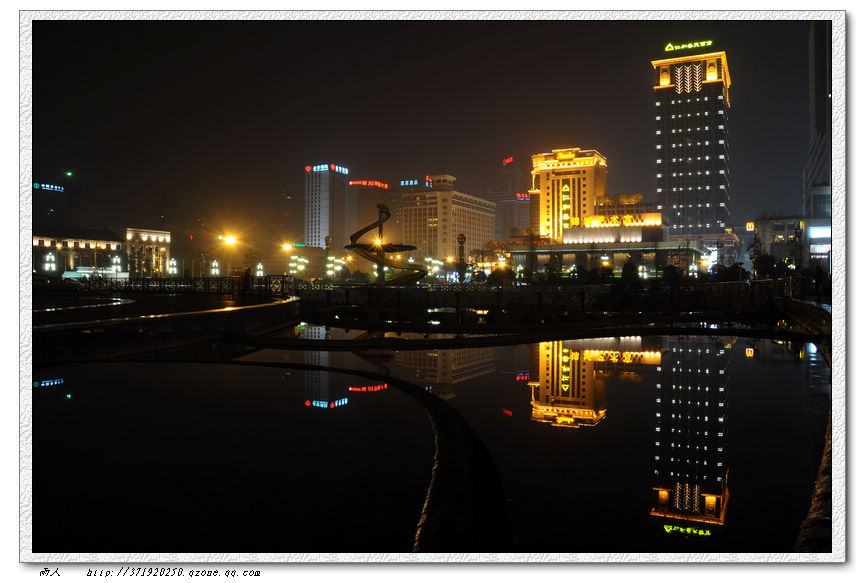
[303,163,352,250]
[528,148,608,241]
[802,21,831,221]
[652,41,732,240]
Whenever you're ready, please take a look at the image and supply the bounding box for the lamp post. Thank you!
[282,243,293,275]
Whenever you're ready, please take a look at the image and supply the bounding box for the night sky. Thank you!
[32,18,814,257]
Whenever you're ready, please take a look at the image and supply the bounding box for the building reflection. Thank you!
[395,346,495,399]
[650,336,732,527]
[528,337,661,428]
[298,325,351,410]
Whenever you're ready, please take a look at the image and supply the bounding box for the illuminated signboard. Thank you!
[582,350,662,364]
[745,221,755,232]
[310,164,348,174]
[664,40,714,52]
[809,226,831,239]
[33,378,64,387]
[502,156,514,166]
[555,151,576,160]
[515,373,530,381]
[515,193,530,200]
[502,408,513,417]
[349,180,389,190]
[745,347,755,358]
[810,244,831,254]
[307,398,349,409]
[664,525,712,536]
[33,183,64,192]
[583,214,663,228]
[348,383,388,392]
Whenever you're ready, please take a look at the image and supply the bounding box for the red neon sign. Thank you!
[503,156,514,166]
[330,164,335,171]
[502,408,513,417]
[515,193,530,200]
[304,165,312,173]
[515,374,530,381]
[348,383,388,392]
[348,180,389,190]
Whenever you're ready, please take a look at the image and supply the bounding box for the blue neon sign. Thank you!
[34,378,64,387]
[33,183,64,192]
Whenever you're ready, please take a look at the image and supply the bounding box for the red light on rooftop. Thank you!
[305,165,312,173]
[503,156,514,166]
[502,408,513,416]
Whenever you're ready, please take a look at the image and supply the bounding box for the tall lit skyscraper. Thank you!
[528,148,608,241]
[652,41,732,239]
[303,163,352,250]
[802,21,831,221]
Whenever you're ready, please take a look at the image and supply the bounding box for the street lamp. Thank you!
[281,243,293,275]
[218,234,238,275]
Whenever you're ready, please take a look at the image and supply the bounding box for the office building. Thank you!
[497,194,531,240]
[802,21,832,222]
[304,163,353,251]
[400,174,495,260]
[652,42,732,239]
[746,215,805,266]
[487,155,531,240]
[529,148,608,241]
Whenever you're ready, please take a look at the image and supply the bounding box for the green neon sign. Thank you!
[664,524,712,536]
[665,40,713,52]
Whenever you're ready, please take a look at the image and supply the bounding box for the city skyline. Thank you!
[32,18,816,256]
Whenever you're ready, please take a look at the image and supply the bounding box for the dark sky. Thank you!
[32,18,814,255]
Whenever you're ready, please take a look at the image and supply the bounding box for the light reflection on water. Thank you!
[33,327,829,554]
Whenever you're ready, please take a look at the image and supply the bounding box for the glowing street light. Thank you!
[224,235,237,246]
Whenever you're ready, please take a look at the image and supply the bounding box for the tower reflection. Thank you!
[650,336,732,527]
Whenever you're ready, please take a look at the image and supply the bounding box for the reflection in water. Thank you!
[298,325,352,410]
[528,338,661,429]
[650,337,731,527]
[395,346,495,400]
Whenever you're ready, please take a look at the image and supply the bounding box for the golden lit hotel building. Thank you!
[652,43,732,238]
[529,148,608,241]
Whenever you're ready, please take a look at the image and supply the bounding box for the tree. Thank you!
[753,254,776,279]
[488,267,516,286]
[621,260,639,283]
[663,265,681,284]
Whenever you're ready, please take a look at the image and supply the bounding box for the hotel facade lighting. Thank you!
[652,47,732,238]
[529,148,608,241]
